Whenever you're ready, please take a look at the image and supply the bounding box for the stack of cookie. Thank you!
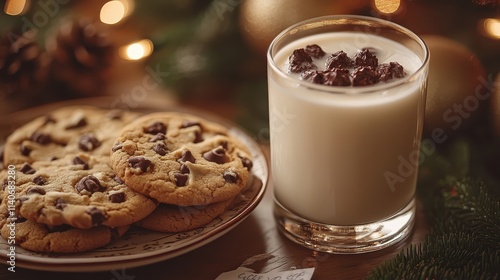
[110,113,253,233]
[0,107,253,253]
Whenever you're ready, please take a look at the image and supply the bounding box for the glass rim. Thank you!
[267,15,429,94]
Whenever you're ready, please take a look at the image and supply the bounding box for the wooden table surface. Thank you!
[0,147,428,280]
[0,97,428,280]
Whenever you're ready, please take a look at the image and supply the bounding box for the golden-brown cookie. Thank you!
[110,112,253,206]
[1,219,129,253]
[135,197,235,232]
[3,106,139,165]
[3,154,157,229]
[0,166,130,254]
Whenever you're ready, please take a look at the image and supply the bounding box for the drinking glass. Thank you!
[267,15,429,253]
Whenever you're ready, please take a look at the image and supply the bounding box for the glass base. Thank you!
[274,198,416,254]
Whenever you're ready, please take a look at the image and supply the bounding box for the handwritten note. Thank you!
[215,266,315,280]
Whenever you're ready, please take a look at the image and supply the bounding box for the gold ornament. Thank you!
[238,0,369,55]
[421,35,486,135]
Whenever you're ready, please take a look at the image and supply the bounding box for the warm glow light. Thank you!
[100,1,126,25]
[483,18,500,39]
[127,44,145,60]
[119,0,135,17]
[119,39,154,60]
[4,0,27,15]
[374,0,401,14]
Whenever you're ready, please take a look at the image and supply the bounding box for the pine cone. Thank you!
[0,31,48,99]
[46,18,115,97]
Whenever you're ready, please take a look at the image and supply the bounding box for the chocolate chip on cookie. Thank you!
[109,192,126,203]
[181,121,204,143]
[180,163,190,174]
[32,176,46,185]
[193,130,204,143]
[20,163,36,174]
[87,207,107,226]
[55,198,67,210]
[75,175,104,194]
[179,150,196,163]
[149,133,166,142]
[31,131,52,145]
[238,155,253,171]
[128,156,152,172]
[110,112,253,206]
[174,173,189,187]
[144,121,167,135]
[152,142,168,156]
[27,186,46,195]
[203,146,229,164]
[20,143,31,156]
[78,134,101,151]
[111,142,123,152]
[73,156,90,170]
[223,171,238,183]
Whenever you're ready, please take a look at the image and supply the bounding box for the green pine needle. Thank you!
[368,232,500,279]
[367,139,500,279]
[438,178,500,249]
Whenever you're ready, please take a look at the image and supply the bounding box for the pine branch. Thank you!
[368,233,500,280]
[367,138,500,279]
[437,177,500,249]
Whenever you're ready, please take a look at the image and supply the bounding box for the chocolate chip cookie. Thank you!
[110,112,254,206]
[0,170,11,226]
[7,154,158,229]
[1,219,129,253]
[3,106,139,165]
[0,169,129,253]
[135,197,235,232]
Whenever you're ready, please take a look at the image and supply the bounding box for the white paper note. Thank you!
[215,266,315,280]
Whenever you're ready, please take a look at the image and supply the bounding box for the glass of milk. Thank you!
[267,15,429,253]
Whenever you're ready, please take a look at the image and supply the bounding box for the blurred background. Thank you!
[0,0,499,140]
[1,2,498,277]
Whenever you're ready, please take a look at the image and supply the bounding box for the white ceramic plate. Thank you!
[0,101,269,272]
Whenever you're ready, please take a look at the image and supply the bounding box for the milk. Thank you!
[268,32,427,225]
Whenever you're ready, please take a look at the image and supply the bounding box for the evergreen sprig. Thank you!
[367,177,500,279]
[368,233,500,280]
[367,138,500,280]
[435,177,500,249]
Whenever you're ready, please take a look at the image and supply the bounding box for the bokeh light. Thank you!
[482,18,500,39]
[100,1,126,25]
[4,0,27,16]
[373,0,401,14]
[119,39,154,60]
[119,0,135,17]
